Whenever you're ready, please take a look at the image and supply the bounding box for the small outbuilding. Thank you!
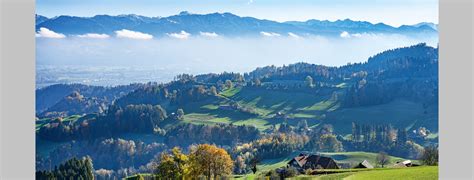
[393,160,420,168]
[354,160,374,169]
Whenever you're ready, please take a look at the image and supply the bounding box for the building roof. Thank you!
[355,160,374,169]
[289,154,339,169]
[402,160,412,165]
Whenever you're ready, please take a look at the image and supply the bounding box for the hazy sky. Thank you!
[36,0,438,27]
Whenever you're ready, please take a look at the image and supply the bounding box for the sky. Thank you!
[36,0,438,27]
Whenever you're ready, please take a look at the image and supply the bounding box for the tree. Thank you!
[397,129,408,144]
[253,78,262,87]
[225,80,233,89]
[420,146,438,165]
[176,109,185,120]
[156,147,189,179]
[250,157,260,174]
[36,156,95,180]
[188,144,233,179]
[297,120,309,131]
[279,166,298,178]
[305,76,314,87]
[95,169,115,180]
[234,155,247,174]
[318,134,343,152]
[83,156,95,179]
[209,86,218,96]
[376,151,390,168]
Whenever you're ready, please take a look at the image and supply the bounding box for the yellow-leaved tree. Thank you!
[188,144,233,180]
[156,147,189,179]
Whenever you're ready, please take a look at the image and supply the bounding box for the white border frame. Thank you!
[1,0,473,179]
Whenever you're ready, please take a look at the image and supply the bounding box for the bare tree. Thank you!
[376,151,390,168]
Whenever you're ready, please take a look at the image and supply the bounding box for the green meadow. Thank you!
[176,86,434,134]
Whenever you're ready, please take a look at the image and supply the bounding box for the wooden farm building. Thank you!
[288,153,339,172]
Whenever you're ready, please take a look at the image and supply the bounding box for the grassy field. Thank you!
[320,151,410,168]
[131,166,437,180]
[308,166,438,180]
[36,114,83,131]
[232,152,432,180]
[326,99,436,134]
[180,87,334,130]
[227,87,333,117]
[237,151,414,177]
[179,86,435,134]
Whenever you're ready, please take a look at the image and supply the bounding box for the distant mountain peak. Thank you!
[412,22,438,30]
[178,11,192,16]
[338,18,353,22]
[117,14,140,18]
[36,14,49,25]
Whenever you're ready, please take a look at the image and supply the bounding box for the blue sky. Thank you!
[36,0,438,27]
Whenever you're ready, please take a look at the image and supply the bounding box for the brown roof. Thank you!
[355,160,374,169]
[289,154,339,169]
[294,155,307,167]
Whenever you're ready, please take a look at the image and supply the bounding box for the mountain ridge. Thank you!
[36,12,437,37]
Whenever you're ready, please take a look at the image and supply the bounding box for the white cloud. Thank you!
[35,27,66,38]
[340,31,351,38]
[199,32,219,38]
[260,31,281,37]
[247,0,254,5]
[167,31,191,39]
[115,29,153,40]
[288,32,300,38]
[340,31,363,38]
[77,33,110,39]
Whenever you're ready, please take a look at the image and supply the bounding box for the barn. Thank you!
[287,153,339,172]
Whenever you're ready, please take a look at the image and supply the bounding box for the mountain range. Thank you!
[35,11,437,37]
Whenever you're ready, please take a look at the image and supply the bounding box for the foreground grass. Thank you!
[231,166,437,180]
[232,151,416,179]
[312,166,438,180]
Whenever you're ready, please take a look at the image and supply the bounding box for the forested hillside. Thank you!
[36,83,142,117]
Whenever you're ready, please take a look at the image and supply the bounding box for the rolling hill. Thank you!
[36,43,438,134]
[36,44,439,179]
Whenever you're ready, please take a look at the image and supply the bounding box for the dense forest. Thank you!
[36,83,142,117]
[36,43,438,178]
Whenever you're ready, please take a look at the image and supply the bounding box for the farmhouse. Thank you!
[287,153,339,172]
[274,111,289,119]
[354,160,374,169]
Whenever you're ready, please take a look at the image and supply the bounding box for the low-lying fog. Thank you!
[36,33,438,87]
